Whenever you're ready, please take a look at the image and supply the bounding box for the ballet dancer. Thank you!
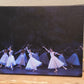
[5,46,16,70]
[15,49,27,68]
[25,46,42,72]
[67,49,80,67]
[0,49,8,68]
[42,46,67,72]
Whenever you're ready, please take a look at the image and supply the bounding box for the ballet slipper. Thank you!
[33,68,37,72]
[11,65,13,70]
[54,69,58,72]
[63,66,67,70]
[64,67,67,70]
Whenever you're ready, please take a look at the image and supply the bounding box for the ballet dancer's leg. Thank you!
[62,66,67,70]
[54,68,58,72]
[11,64,13,70]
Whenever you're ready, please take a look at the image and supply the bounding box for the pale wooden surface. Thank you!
[0,60,83,84]
[0,73,84,84]
[0,0,84,6]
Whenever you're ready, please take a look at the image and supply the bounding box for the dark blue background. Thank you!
[0,6,83,50]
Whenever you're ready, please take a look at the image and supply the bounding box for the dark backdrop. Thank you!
[0,6,83,50]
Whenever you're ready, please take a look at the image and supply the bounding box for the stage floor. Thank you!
[0,66,82,77]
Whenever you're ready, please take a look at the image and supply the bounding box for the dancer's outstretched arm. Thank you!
[0,49,4,53]
[42,46,50,53]
[55,52,60,55]
[14,49,22,55]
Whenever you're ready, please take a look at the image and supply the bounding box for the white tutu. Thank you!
[16,53,27,66]
[0,53,8,65]
[25,51,42,70]
[58,54,67,66]
[48,52,64,69]
[6,55,16,68]
[25,56,42,70]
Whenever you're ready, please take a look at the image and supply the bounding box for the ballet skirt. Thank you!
[58,54,67,66]
[16,53,27,66]
[48,52,64,69]
[67,53,80,66]
[25,52,42,70]
[0,53,8,65]
[6,50,16,67]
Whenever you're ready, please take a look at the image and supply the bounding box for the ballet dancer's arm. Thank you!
[80,45,83,50]
[42,46,50,53]
[14,49,22,55]
[0,49,4,53]
[55,52,60,55]
[26,47,30,53]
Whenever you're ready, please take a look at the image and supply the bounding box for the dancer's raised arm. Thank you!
[80,45,83,50]
[26,46,30,53]
[42,46,50,53]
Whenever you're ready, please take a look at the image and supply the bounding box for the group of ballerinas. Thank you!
[0,46,42,71]
[0,45,82,72]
